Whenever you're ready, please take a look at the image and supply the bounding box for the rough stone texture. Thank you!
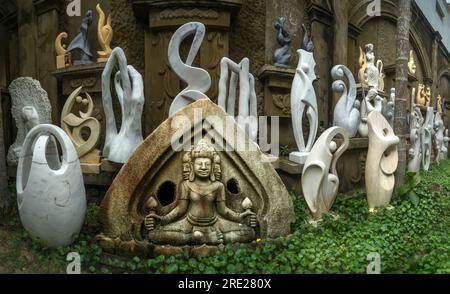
[98,99,294,255]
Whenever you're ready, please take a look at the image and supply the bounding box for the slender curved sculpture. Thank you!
[55,32,71,69]
[272,17,292,67]
[102,47,144,163]
[365,111,399,210]
[168,22,211,116]
[217,57,258,141]
[16,124,86,247]
[96,4,113,62]
[301,127,349,220]
[421,107,434,171]
[331,65,361,138]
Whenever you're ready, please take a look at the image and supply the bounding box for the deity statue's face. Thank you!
[193,157,212,179]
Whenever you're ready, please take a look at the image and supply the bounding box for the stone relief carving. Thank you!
[272,94,291,115]
[331,64,361,138]
[96,4,113,62]
[408,50,416,75]
[168,22,211,116]
[217,57,258,142]
[301,127,349,220]
[289,28,318,164]
[272,17,292,67]
[102,47,144,163]
[159,8,219,20]
[7,77,52,166]
[66,10,94,65]
[365,111,399,211]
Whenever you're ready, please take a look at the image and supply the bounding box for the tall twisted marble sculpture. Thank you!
[55,32,71,69]
[102,47,144,163]
[421,107,434,171]
[217,57,258,141]
[273,17,292,67]
[289,26,318,164]
[168,22,211,116]
[408,97,423,174]
[96,4,113,62]
[358,44,385,92]
[301,127,349,220]
[382,88,395,127]
[408,50,416,75]
[7,78,52,166]
[16,124,86,247]
[66,10,93,65]
[434,112,446,162]
[61,86,101,172]
[365,111,399,210]
[331,65,361,138]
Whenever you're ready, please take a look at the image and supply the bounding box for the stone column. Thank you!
[17,0,37,77]
[431,33,441,107]
[332,0,348,109]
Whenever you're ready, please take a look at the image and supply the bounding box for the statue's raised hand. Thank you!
[239,211,257,227]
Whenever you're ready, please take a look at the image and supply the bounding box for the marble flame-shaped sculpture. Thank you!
[96,4,113,62]
[55,32,72,69]
[218,57,258,142]
[358,44,385,92]
[66,10,94,65]
[331,65,361,138]
[382,88,395,127]
[434,112,446,163]
[61,86,101,173]
[272,17,292,67]
[289,28,318,164]
[421,107,434,171]
[301,127,349,220]
[365,111,399,210]
[16,124,86,247]
[408,50,416,75]
[102,47,144,163]
[7,77,52,166]
[168,22,211,116]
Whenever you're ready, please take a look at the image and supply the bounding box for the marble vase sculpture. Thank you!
[102,47,144,163]
[16,124,86,247]
[272,17,292,67]
[365,111,399,210]
[168,22,211,116]
[66,10,94,65]
[382,88,395,127]
[55,32,72,69]
[61,86,101,173]
[331,65,361,138]
[217,57,258,142]
[96,4,113,62]
[358,44,385,92]
[422,107,434,171]
[7,77,52,166]
[434,112,445,163]
[301,127,349,220]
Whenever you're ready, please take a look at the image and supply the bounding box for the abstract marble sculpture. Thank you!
[61,86,101,173]
[289,26,318,164]
[218,57,258,142]
[331,64,361,138]
[443,129,449,160]
[7,77,52,166]
[16,124,86,247]
[421,107,434,171]
[102,47,144,163]
[66,10,94,65]
[434,112,446,162]
[365,111,399,210]
[408,98,423,174]
[301,127,349,220]
[272,17,292,67]
[382,88,395,127]
[358,44,385,92]
[168,22,211,116]
[55,32,72,69]
[96,4,113,62]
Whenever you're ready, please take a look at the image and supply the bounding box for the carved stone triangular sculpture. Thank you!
[97,100,294,256]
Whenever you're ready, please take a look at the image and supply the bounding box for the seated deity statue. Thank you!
[144,139,257,246]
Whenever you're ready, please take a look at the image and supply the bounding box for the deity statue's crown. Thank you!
[191,138,216,159]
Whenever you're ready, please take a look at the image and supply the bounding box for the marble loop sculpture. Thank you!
[217,57,258,142]
[16,124,86,247]
[102,47,144,163]
[273,17,292,67]
[365,111,399,210]
[289,27,318,164]
[96,4,113,62]
[331,64,361,138]
[301,127,349,220]
[66,10,94,65]
[168,22,211,116]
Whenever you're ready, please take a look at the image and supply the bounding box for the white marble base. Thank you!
[289,151,310,164]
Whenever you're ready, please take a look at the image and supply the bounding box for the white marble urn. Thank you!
[16,124,86,247]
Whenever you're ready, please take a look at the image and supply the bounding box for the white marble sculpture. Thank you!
[301,127,349,220]
[168,22,211,116]
[289,43,318,164]
[102,47,144,163]
[443,129,449,160]
[331,65,361,138]
[408,99,423,174]
[434,112,446,162]
[7,77,52,166]
[421,107,434,171]
[217,57,258,142]
[365,111,399,210]
[382,88,395,127]
[16,124,86,247]
[359,44,384,92]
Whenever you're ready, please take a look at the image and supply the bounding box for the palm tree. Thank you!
[394,0,413,187]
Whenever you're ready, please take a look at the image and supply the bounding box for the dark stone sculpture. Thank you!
[301,24,314,52]
[66,10,94,65]
[273,17,292,67]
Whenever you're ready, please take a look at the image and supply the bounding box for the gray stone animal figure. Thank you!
[66,10,94,65]
[273,17,292,67]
